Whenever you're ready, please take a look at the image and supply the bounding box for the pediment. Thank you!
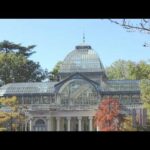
[54,72,99,93]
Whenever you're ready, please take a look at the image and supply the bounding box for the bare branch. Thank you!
[140,22,144,29]
[109,19,121,25]
[143,42,150,47]
[109,19,150,33]
[143,19,149,23]
[109,19,150,47]
[123,19,126,26]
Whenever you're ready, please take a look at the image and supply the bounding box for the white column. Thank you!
[96,126,100,131]
[56,117,60,131]
[67,117,71,131]
[89,116,93,131]
[29,119,33,131]
[25,120,27,131]
[78,117,82,131]
[143,108,147,126]
[141,108,143,126]
[96,126,99,131]
[47,117,51,131]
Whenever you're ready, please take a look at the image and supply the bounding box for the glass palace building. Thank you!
[0,42,146,131]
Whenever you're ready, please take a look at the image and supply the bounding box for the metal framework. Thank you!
[60,44,105,73]
[0,82,58,96]
[0,43,142,108]
[101,80,140,91]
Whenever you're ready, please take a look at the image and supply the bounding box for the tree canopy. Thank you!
[106,59,150,106]
[0,96,24,131]
[94,97,133,131]
[94,98,120,131]
[106,59,150,80]
[50,61,63,81]
[0,40,36,57]
[140,79,150,104]
[0,40,48,83]
[106,59,133,80]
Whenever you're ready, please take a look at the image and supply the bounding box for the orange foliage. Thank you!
[94,97,121,131]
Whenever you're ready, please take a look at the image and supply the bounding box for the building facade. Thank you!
[0,42,145,131]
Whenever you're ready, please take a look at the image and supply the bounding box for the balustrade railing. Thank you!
[29,104,98,111]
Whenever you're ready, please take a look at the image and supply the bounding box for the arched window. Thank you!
[59,79,99,106]
[34,119,46,131]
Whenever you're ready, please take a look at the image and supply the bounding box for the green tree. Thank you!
[106,59,150,129]
[106,59,150,80]
[16,60,48,82]
[0,52,26,83]
[140,79,150,104]
[128,61,150,80]
[0,40,36,57]
[50,61,63,81]
[0,41,48,83]
[106,59,135,80]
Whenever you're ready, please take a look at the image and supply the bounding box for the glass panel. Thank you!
[59,79,99,105]
[102,80,140,91]
[0,82,58,95]
[34,119,46,131]
[60,45,105,73]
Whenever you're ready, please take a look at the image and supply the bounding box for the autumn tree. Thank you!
[94,97,132,131]
[0,96,24,131]
[95,98,120,131]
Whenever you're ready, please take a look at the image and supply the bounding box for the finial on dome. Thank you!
[83,33,85,43]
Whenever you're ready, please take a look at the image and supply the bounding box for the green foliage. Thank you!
[0,127,7,131]
[50,61,63,81]
[0,40,48,83]
[0,40,36,57]
[107,59,150,122]
[106,59,135,80]
[128,61,150,80]
[15,60,48,82]
[121,116,137,131]
[106,60,128,80]
[0,52,26,83]
[140,79,150,104]
[106,59,150,80]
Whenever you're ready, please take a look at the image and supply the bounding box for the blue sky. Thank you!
[0,19,150,71]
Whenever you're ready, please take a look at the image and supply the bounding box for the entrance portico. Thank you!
[29,109,95,131]
[35,116,94,131]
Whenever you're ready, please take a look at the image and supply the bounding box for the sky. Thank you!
[0,19,150,71]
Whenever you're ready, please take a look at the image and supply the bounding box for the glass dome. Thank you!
[60,43,105,73]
